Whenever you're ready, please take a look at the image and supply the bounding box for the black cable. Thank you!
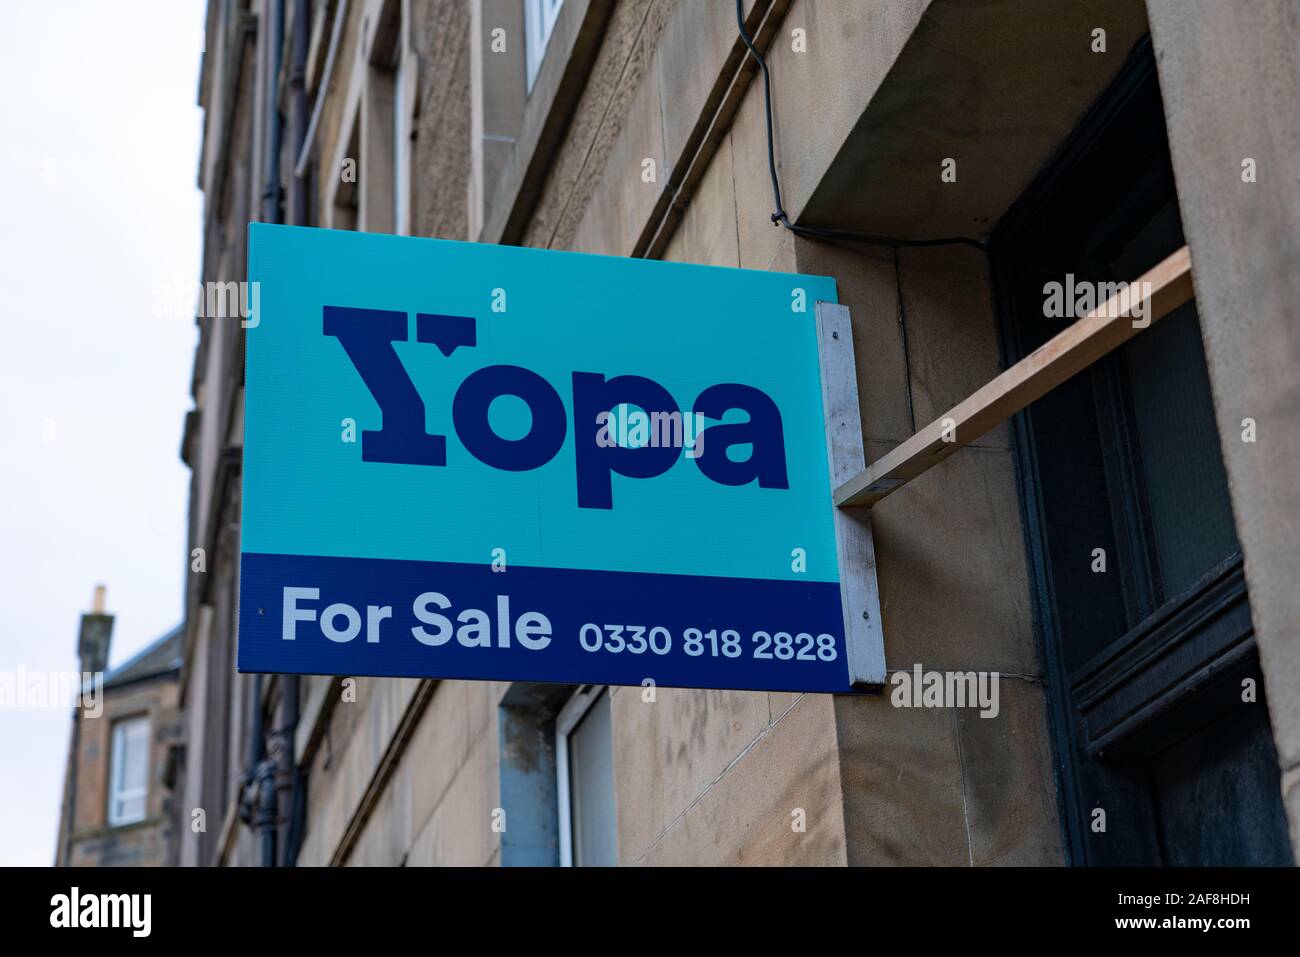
[735,0,788,227]
[734,0,988,254]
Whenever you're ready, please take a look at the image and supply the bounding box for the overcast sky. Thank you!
[0,1,205,865]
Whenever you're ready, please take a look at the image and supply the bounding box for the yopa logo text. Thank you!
[50,887,151,938]
[325,306,789,509]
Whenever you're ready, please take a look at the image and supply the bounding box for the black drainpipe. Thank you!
[239,0,309,867]
[287,0,311,227]
[238,671,277,867]
[278,677,303,865]
[259,0,285,224]
[246,0,285,868]
[255,691,278,869]
[278,0,312,867]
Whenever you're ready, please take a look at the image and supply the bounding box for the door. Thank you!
[992,38,1293,866]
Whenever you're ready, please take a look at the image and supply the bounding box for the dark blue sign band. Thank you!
[238,552,852,693]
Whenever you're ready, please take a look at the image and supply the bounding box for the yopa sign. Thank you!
[238,224,865,692]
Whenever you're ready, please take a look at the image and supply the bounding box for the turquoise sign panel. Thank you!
[238,223,849,692]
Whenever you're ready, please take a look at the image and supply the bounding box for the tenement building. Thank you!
[174,0,1300,865]
[56,589,183,867]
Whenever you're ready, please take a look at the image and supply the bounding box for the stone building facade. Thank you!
[175,0,1300,866]
[56,598,183,867]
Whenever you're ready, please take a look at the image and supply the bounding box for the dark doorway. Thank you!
[991,38,1293,866]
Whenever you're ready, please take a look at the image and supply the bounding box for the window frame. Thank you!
[108,714,150,828]
[554,683,608,867]
[524,0,565,93]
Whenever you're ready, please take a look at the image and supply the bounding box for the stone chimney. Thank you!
[77,584,113,676]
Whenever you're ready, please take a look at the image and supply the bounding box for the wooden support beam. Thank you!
[834,245,1195,508]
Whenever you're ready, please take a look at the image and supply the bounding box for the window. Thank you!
[524,0,564,92]
[555,685,616,866]
[108,716,149,827]
[326,0,416,234]
[495,682,617,866]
